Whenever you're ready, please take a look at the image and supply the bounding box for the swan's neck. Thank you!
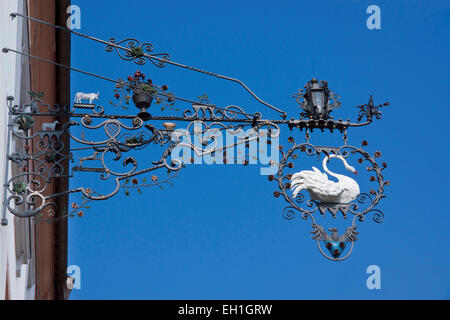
[322,156,347,181]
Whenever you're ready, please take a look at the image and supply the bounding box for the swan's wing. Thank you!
[291,169,328,198]
[312,167,328,181]
[291,169,342,199]
[291,169,328,185]
[307,179,342,198]
[339,225,359,242]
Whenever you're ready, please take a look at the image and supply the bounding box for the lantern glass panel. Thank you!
[312,91,325,114]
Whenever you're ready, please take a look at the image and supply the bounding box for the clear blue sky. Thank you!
[67,0,449,299]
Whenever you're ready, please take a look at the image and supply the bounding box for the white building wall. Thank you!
[0,0,35,300]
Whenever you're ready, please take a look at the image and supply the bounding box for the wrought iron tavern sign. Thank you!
[2,13,390,261]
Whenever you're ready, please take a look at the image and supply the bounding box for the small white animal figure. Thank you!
[42,120,60,131]
[74,91,99,104]
[290,154,360,204]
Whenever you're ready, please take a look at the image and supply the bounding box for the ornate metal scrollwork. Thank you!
[5,172,62,218]
[4,89,275,221]
[183,104,261,121]
[105,37,170,67]
[356,95,390,123]
[3,97,74,220]
[1,12,393,261]
[2,73,390,262]
[269,137,389,261]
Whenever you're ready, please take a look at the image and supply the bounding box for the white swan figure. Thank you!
[290,154,360,204]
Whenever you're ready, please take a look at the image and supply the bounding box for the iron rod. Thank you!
[10,12,287,118]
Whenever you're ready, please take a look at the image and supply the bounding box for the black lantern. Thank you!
[293,78,342,121]
[304,78,329,119]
